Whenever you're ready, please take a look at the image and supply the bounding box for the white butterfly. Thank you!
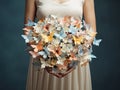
[84,54,97,61]
[56,60,64,65]
[38,51,47,59]
[40,59,51,68]
[33,37,40,43]
[93,38,102,46]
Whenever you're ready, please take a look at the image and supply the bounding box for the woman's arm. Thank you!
[23,0,36,34]
[83,0,96,32]
[24,0,36,24]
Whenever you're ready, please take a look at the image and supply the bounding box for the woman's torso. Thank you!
[35,0,84,19]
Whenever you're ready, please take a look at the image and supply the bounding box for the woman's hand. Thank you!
[45,67,75,78]
[45,67,62,78]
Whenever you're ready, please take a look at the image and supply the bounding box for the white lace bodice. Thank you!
[35,0,84,19]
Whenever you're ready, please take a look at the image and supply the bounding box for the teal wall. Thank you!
[0,0,120,90]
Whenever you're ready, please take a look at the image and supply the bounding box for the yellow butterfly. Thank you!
[41,32,54,42]
[72,36,84,45]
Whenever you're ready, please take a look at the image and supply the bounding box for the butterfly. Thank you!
[78,46,84,56]
[86,29,97,37]
[84,54,97,61]
[54,30,66,40]
[71,17,81,28]
[25,18,37,26]
[33,37,40,43]
[33,24,43,34]
[72,36,84,45]
[68,25,78,35]
[30,41,43,52]
[93,38,102,46]
[38,47,50,59]
[40,58,51,68]
[22,27,31,32]
[38,51,47,59]
[41,32,54,42]
[21,30,33,43]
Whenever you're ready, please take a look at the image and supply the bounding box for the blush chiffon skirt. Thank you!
[26,56,92,90]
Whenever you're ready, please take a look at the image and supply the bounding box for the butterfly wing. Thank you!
[48,32,54,41]
[41,34,49,42]
[21,35,29,43]
[73,36,83,45]
[59,30,67,38]
[25,19,36,26]
[84,54,97,61]
[93,38,102,46]
[38,51,47,59]
[69,25,78,35]
[89,54,97,61]
[44,47,50,56]
[78,46,84,56]
[21,30,33,43]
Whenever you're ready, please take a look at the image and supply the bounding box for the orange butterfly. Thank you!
[31,41,43,52]
[41,32,54,42]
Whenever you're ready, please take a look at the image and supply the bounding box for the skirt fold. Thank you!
[26,56,92,90]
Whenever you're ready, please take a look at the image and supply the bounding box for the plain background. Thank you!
[0,0,120,90]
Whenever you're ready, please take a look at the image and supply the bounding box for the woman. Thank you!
[24,0,96,90]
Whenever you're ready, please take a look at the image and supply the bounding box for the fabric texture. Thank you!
[26,0,92,90]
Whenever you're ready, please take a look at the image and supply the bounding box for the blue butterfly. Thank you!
[44,47,50,56]
[38,47,50,59]
[68,25,78,35]
[54,29,67,40]
[93,38,102,46]
[21,30,33,43]
[25,18,37,26]
[78,46,84,56]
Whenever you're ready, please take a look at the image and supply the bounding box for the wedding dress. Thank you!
[26,0,92,90]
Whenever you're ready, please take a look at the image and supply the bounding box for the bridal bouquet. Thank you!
[21,15,102,75]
